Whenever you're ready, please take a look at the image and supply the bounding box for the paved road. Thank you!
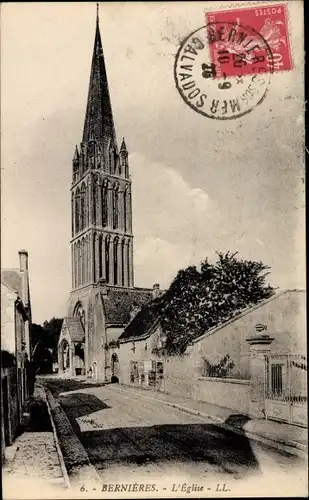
[47,380,307,496]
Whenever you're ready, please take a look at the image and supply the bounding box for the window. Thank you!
[98,235,103,278]
[113,238,118,285]
[113,187,119,229]
[81,185,86,230]
[130,361,139,384]
[102,184,108,227]
[123,190,127,232]
[121,240,125,286]
[75,190,80,233]
[105,237,110,283]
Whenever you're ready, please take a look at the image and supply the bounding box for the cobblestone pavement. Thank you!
[2,386,68,499]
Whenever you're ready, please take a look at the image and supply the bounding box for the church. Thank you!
[57,9,160,381]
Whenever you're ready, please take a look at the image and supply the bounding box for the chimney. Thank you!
[19,250,28,271]
[152,283,161,299]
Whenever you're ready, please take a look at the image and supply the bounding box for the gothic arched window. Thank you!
[73,302,85,332]
[81,238,85,284]
[105,237,110,284]
[123,189,127,232]
[71,193,74,236]
[81,184,86,230]
[85,185,89,227]
[113,238,118,285]
[75,188,80,234]
[113,186,119,229]
[121,239,125,286]
[98,234,103,279]
[102,183,108,227]
[127,242,130,286]
[93,179,97,225]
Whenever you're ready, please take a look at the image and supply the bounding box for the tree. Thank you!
[160,252,274,355]
[31,317,63,372]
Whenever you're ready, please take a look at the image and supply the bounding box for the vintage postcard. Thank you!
[1,1,307,499]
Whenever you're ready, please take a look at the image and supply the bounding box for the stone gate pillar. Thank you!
[246,329,274,418]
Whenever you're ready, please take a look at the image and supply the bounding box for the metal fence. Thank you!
[204,354,235,378]
[265,354,307,403]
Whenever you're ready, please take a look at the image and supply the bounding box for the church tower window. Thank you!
[113,186,119,229]
[121,239,125,286]
[93,179,97,225]
[113,238,118,285]
[75,189,80,234]
[81,184,86,231]
[98,234,103,278]
[102,183,108,227]
[105,237,110,283]
[123,189,127,232]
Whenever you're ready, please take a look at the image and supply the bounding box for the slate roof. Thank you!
[63,317,85,343]
[1,269,22,297]
[118,297,163,341]
[102,287,153,326]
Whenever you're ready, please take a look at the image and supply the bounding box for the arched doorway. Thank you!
[59,339,71,373]
[111,353,119,383]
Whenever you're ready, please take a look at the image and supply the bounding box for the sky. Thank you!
[1,2,305,324]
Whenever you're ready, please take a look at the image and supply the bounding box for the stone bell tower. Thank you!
[70,8,134,292]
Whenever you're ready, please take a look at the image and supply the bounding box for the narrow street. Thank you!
[44,378,307,496]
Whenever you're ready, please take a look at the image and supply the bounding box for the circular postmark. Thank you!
[174,21,274,120]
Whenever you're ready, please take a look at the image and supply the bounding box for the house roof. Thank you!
[1,269,22,297]
[63,317,85,343]
[102,287,153,326]
[118,297,163,341]
[192,289,306,344]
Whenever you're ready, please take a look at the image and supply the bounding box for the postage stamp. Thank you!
[174,21,274,120]
[206,3,292,78]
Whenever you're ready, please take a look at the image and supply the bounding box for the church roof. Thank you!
[63,317,85,343]
[82,14,116,157]
[102,287,153,326]
[118,298,162,341]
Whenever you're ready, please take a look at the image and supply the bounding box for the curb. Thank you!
[43,385,102,486]
[41,384,71,489]
[106,385,308,459]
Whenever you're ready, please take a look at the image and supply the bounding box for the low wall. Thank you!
[193,377,250,414]
[164,355,195,398]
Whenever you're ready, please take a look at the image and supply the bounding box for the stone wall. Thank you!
[193,377,250,414]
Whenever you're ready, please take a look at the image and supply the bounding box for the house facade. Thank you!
[58,12,160,381]
[1,250,32,460]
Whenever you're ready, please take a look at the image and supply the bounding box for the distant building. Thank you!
[1,250,32,460]
[58,11,162,381]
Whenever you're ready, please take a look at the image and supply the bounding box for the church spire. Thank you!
[82,5,116,155]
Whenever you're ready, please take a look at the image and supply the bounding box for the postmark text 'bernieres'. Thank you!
[174,21,275,120]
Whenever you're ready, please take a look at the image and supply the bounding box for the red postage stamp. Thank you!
[205,3,292,78]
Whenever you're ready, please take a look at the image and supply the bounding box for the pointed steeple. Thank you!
[120,137,127,152]
[82,6,116,156]
[73,145,79,160]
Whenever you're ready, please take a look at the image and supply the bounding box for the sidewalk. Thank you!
[104,383,308,458]
[2,385,69,499]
